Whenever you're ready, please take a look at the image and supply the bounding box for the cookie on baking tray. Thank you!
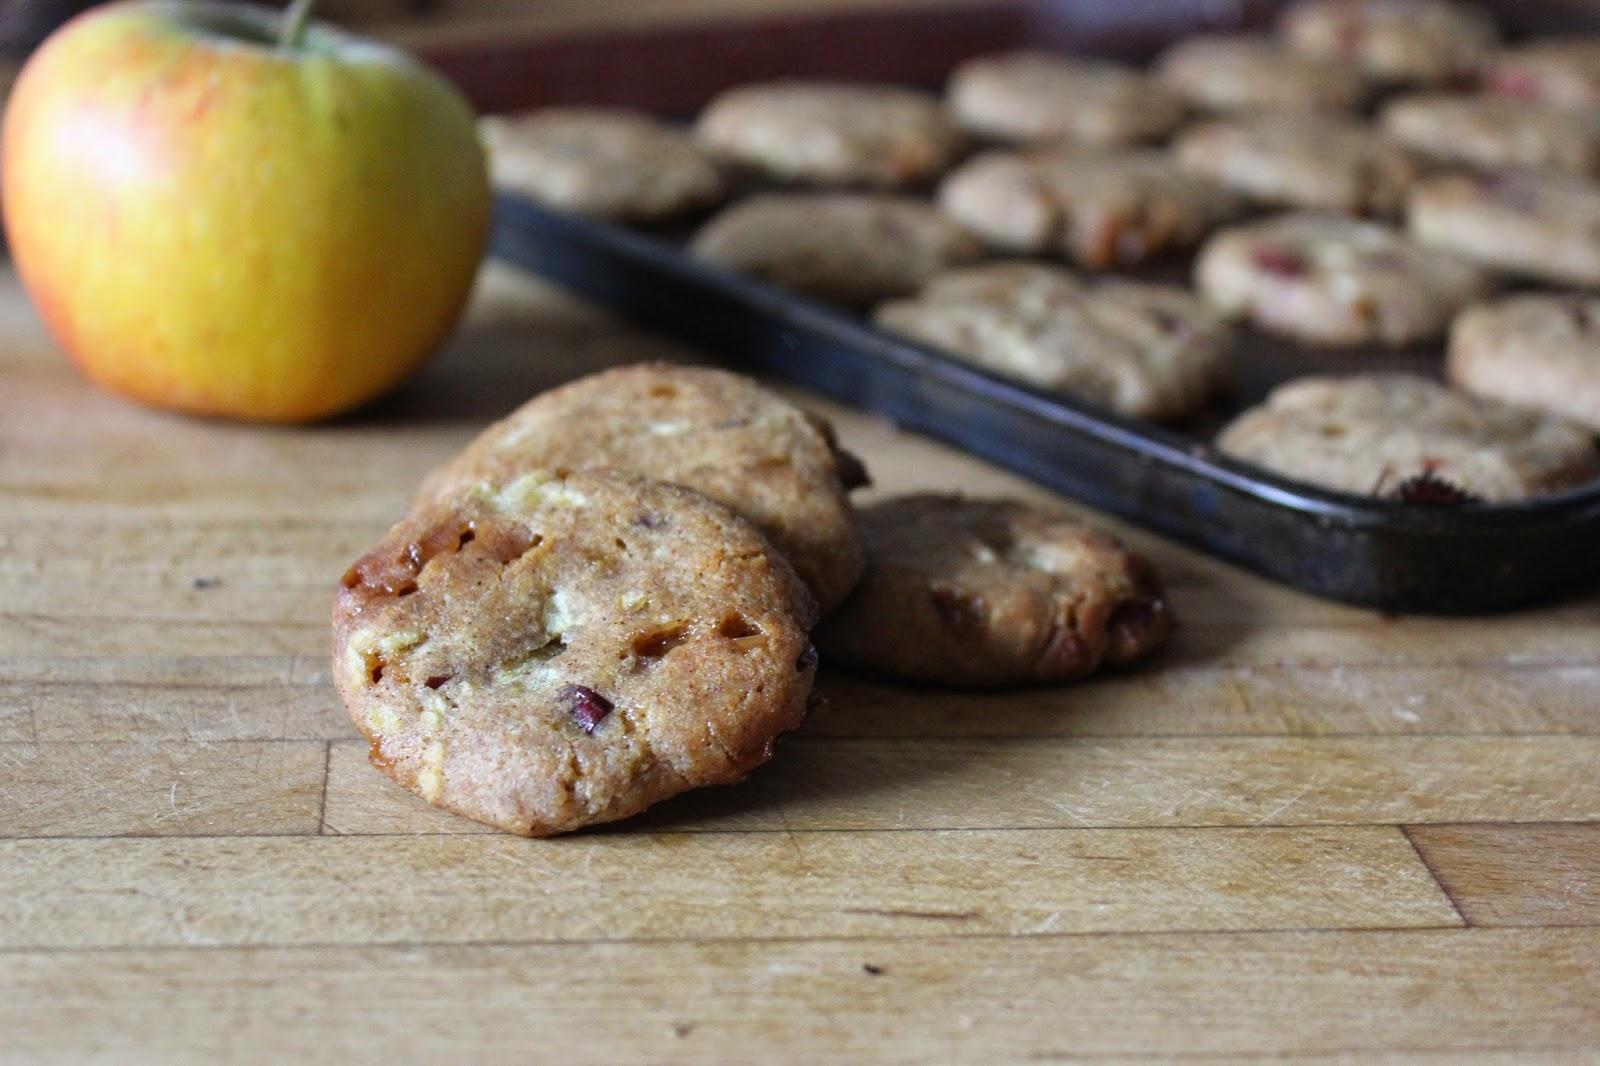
[689,192,984,306]
[1194,213,1493,346]
[416,363,869,614]
[1173,112,1421,216]
[937,147,1242,270]
[479,107,725,221]
[946,50,1187,146]
[1379,93,1600,176]
[1155,35,1367,114]
[1407,169,1600,288]
[1482,38,1600,110]
[694,81,964,188]
[874,261,1231,421]
[815,494,1175,687]
[1215,374,1600,501]
[1449,294,1600,432]
[1278,0,1497,86]
[334,468,820,837]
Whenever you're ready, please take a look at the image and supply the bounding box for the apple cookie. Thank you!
[694,81,964,188]
[1174,112,1421,216]
[1407,170,1600,288]
[946,51,1187,146]
[1155,35,1366,113]
[1194,213,1492,346]
[334,468,820,837]
[417,364,868,614]
[690,193,984,306]
[815,494,1174,687]
[1216,374,1600,501]
[1379,93,1600,176]
[874,262,1231,420]
[1279,0,1497,86]
[1449,294,1600,432]
[1483,39,1600,110]
[479,107,725,221]
[937,148,1241,269]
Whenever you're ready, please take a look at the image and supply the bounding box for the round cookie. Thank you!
[334,468,820,837]
[1449,294,1600,432]
[1407,169,1600,288]
[946,51,1187,146]
[1279,0,1497,86]
[1155,35,1366,114]
[479,107,725,221]
[814,494,1175,688]
[937,148,1241,270]
[1216,374,1600,501]
[1173,113,1421,216]
[694,81,964,188]
[1379,93,1600,176]
[417,364,868,614]
[1194,213,1493,346]
[874,262,1231,421]
[690,193,983,306]
[1483,39,1600,110]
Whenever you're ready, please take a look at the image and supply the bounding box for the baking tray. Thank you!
[428,0,1600,614]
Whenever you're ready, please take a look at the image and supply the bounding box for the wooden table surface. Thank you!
[2,256,1599,1063]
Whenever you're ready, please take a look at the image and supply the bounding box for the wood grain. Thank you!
[1407,824,1600,928]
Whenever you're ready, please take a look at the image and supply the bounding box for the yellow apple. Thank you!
[2,0,491,422]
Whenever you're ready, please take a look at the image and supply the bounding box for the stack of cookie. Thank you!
[333,364,1176,836]
[478,0,1600,504]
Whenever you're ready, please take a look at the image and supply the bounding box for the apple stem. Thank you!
[279,0,316,49]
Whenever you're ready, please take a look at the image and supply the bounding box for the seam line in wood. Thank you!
[1400,824,1469,926]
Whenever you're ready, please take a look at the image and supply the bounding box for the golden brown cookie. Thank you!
[334,468,819,837]
[815,494,1175,687]
[417,364,868,614]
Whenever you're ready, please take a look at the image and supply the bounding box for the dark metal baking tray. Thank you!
[437,0,1600,613]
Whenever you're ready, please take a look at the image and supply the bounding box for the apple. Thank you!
[2,0,491,422]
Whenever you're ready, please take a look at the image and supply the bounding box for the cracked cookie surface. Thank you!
[815,494,1175,687]
[1449,293,1600,432]
[416,364,868,613]
[333,468,819,837]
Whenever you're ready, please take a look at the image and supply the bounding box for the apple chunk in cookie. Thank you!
[333,469,819,837]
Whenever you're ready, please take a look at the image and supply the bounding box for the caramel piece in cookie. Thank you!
[691,193,983,306]
[938,148,1241,269]
[815,494,1175,687]
[1155,35,1366,114]
[1279,0,1497,86]
[1407,169,1600,288]
[694,81,963,188]
[479,107,725,221]
[1174,112,1421,216]
[1380,93,1600,177]
[1216,374,1600,501]
[417,364,868,614]
[875,262,1231,421]
[946,51,1187,146]
[1195,213,1492,346]
[1449,294,1600,432]
[334,469,819,837]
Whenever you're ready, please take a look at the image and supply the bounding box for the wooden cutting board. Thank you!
[2,259,1598,1062]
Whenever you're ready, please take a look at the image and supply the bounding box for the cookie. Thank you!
[416,364,868,614]
[1194,213,1492,346]
[1155,35,1366,114]
[937,148,1241,269]
[1174,112,1421,215]
[1483,39,1600,111]
[478,107,725,221]
[1407,170,1600,287]
[814,494,1175,687]
[694,81,964,188]
[946,51,1187,146]
[1379,93,1600,176]
[689,193,984,306]
[334,469,819,837]
[1279,0,1497,86]
[1216,374,1600,501]
[1449,294,1600,432]
[874,262,1231,420]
